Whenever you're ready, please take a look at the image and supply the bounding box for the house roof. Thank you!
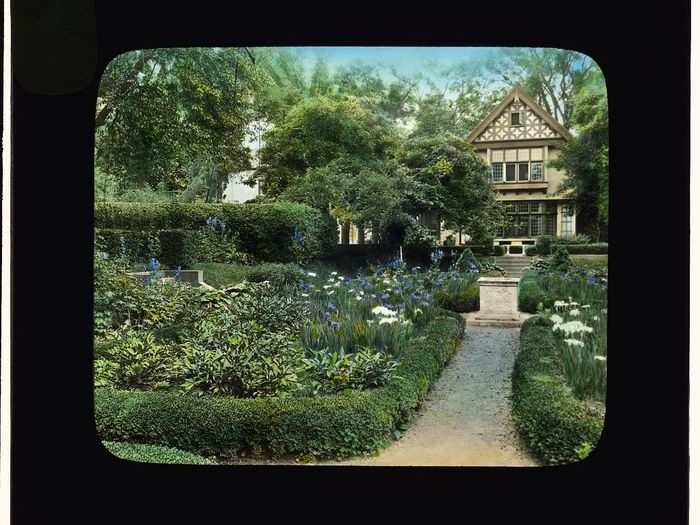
[466,85,573,144]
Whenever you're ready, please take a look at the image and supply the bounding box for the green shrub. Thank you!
[554,243,608,255]
[550,245,573,272]
[95,315,464,460]
[103,441,213,464]
[436,279,479,312]
[512,316,605,465]
[302,347,400,395]
[535,235,555,255]
[493,245,505,256]
[518,271,551,313]
[244,263,306,288]
[525,246,538,256]
[95,201,334,263]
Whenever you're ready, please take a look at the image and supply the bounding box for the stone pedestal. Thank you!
[475,277,520,322]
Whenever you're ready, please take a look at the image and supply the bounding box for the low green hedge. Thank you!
[436,282,479,313]
[527,243,608,256]
[103,441,214,464]
[96,228,200,268]
[518,271,552,313]
[95,313,465,460]
[95,201,336,263]
[512,316,605,465]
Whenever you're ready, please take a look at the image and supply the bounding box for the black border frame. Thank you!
[10,1,689,523]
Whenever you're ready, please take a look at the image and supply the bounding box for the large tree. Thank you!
[398,134,504,242]
[95,48,261,191]
[254,95,398,197]
[550,70,609,240]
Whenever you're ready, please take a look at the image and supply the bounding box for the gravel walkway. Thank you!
[221,326,538,467]
[323,325,538,466]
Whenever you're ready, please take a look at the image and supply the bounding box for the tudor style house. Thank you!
[463,85,576,254]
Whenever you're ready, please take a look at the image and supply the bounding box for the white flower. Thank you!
[334,282,341,287]
[554,300,568,309]
[581,305,591,309]
[379,317,398,325]
[383,279,392,285]
[594,355,607,361]
[593,315,599,321]
[570,309,580,317]
[564,338,584,348]
[301,293,309,297]
[359,291,365,296]
[331,271,338,276]
[307,272,317,277]
[323,284,332,289]
[550,314,564,325]
[372,305,397,317]
[337,276,344,281]
[366,320,374,325]
[327,290,335,295]
[601,308,608,314]
[414,308,423,315]
[554,320,593,335]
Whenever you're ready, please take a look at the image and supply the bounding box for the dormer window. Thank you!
[510,111,522,126]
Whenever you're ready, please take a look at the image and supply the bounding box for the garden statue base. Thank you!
[465,277,529,327]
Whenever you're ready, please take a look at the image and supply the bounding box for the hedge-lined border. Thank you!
[526,243,608,256]
[512,316,605,465]
[95,313,465,460]
[518,270,552,313]
[95,201,337,263]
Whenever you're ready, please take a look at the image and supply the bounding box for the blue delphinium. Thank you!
[174,265,182,282]
[292,228,305,244]
[149,257,160,273]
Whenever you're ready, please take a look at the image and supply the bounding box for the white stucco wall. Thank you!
[223,170,260,203]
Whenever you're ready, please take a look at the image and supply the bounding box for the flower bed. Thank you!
[95,314,465,460]
[512,316,605,465]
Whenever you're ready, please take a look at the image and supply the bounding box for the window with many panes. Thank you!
[531,161,543,181]
[560,204,574,238]
[491,163,503,182]
[490,149,545,184]
[495,200,557,238]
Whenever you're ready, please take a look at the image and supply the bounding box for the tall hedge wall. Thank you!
[512,316,605,465]
[95,313,465,460]
[95,201,337,263]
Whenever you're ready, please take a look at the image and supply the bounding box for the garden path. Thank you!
[325,325,538,466]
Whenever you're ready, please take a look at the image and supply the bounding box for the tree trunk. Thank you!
[358,224,366,245]
[341,221,351,245]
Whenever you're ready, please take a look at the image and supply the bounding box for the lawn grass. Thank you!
[571,255,608,272]
[191,262,250,288]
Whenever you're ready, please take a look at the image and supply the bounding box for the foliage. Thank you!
[96,48,261,191]
[243,263,306,288]
[95,201,334,263]
[518,271,552,313]
[435,278,480,313]
[512,316,604,465]
[550,68,608,240]
[95,315,464,460]
[397,134,503,242]
[302,347,400,395]
[103,441,214,464]
[549,245,573,272]
[94,330,180,389]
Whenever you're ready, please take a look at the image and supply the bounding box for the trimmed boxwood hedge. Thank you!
[527,243,608,256]
[512,316,605,465]
[95,313,465,460]
[103,441,214,464]
[95,201,337,263]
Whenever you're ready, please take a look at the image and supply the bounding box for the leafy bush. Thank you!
[493,245,505,256]
[435,278,479,312]
[525,246,538,256]
[95,201,335,263]
[550,245,573,272]
[512,316,605,465]
[244,263,306,288]
[95,315,464,460]
[518,271,551,313]
[94,330,180,390]
[451,248,480,273]
[302,347,399,395]
[103,441,213,464]
[535,235,555,255]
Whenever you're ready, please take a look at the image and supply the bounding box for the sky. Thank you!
[292,46,503,92]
